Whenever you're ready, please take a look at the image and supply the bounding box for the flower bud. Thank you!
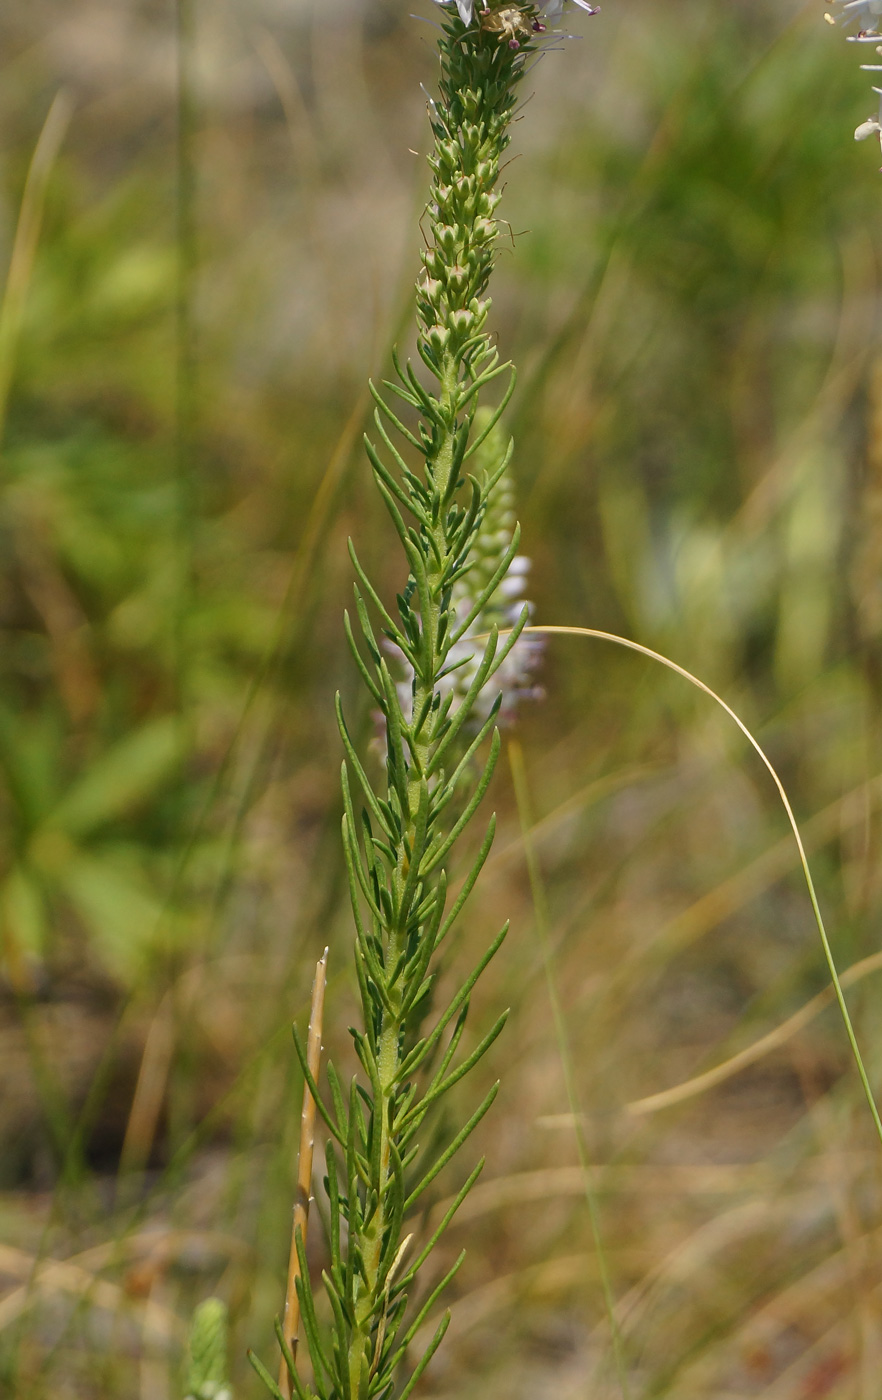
[446,264,471,298]
[472,218,497,244]
[450,308,476,339]
[435,224,459,257]
[425,323,451,355]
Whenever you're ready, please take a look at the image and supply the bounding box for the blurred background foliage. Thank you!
[2,0,882,1396]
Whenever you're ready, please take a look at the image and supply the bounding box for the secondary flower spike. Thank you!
[378,407,545,746]
[828,0,882,162]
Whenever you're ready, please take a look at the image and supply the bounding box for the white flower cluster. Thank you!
[390,523,543,732]
[377,413,543,755]
[437,0,598,44]
[826,1,882,154]
[439,496,544,727]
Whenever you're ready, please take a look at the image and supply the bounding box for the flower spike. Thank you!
[827,0,882,163]
[250,5,595,1400]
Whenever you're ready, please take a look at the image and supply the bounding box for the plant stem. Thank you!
[280,949,329,1396]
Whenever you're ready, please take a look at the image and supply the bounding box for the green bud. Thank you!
[422,277,444,305]
[461,88,482,117]
[435,225,459,257]
[185,1298,232,1400]
[437,140,461,171]
[473,218,497,245]
[425,324,452,355]
[447,265,470,298]
[449,308,476,341]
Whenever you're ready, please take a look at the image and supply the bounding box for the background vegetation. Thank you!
[1,0,882,1395]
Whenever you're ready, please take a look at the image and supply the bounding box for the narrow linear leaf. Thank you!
[396,1312,451,1400]
[405,1082,500,1210]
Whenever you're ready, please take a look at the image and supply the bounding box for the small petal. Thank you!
[539,0,597,23]
[456,0,474,23]
[855,117,882,137]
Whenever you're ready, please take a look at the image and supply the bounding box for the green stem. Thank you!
[264,16,539,1400]
[347,355,462,1399]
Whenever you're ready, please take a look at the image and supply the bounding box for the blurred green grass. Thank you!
[2,0,882,1396]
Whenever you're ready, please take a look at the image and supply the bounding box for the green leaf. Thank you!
[273,1316,313,1400]
[395,1159,484,1292]
[433,815,495,947]
[185,1297,231,1400]
[396,1312,451,1400]
[397,921,508,1081]
[1,865,48,962]
[295,1241,334,1400]
[0,705,63,829]
[421,729,501,876]
[247,1349,287,1400]
[48,715,183,838]
[57,852,165,979]
[404,1081,500,1211]
[292,1024,344,1145]
[385,1252,465,1372]
[368,378,423,451]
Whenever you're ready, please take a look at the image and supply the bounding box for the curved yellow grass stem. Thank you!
[0,90,72,449]
[518,624,882,1145]
[628,949,882,1116]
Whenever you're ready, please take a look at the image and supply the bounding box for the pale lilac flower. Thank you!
[830,0,882,28]
[380,550,543,744]
[443,552,544,726]
[373,439,544,756]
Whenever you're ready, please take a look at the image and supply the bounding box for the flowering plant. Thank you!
[246,5,595,1400]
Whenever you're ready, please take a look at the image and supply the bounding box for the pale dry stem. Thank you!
[279,947,328,1396]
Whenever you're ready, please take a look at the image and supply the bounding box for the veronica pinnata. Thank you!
[249,6,594,1400]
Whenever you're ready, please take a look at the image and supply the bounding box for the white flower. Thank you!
[386,557,546,739]
[853,83,882,146]
[827,0,882,35]
[380,550,543,741]
[433,0,475,26]
[828,1,882,163]
[842,0,882,18]
[373,413,544,755]
[829,0,882,24]
[541,0,599,20]
[443,549,544,726]
[433,0,598,34]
